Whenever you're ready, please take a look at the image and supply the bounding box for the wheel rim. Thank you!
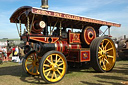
[98,39,116,71]
[25,52,39,75]
[43,53,66,82]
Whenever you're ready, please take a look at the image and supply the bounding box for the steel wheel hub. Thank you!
[51,64,58,71]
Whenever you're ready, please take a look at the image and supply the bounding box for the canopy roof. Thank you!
[10,6,121,28]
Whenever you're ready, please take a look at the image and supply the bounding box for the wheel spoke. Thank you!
[107,55,113,58]
[103,64,106,70]
[57,58,61,63]
[58,62,63,66]
[98,51,102,55]
[104,59,110,65]
[101,40,104,45]
[51,56,53,63]
[27,63,32,66]
[46,59,52,64]
[101,41,105,50]
[99,47,102,51]
[55,54,58,64]
[44,68,52,72]
[58,67,63,70]
[46,71,50,77]
[28,66,33,71]
[51,71,55,79]
[103,61,106,70]
[32,66,34,73]
[36,66,39,73]
[105,41,109,49]
[98,56,102,59]
[43,64,50,67]
[57,69,61,75]
[99,59,103,65]
[54,71,57,79]
[106,48,113,52]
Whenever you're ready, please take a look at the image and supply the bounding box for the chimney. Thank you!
[41,0,49,9]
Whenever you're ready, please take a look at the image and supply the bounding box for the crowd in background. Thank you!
[0,46,25,63]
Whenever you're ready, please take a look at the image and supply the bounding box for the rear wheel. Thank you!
[22,50,40,75]
[39,51,67,83]
[90,36,116,72]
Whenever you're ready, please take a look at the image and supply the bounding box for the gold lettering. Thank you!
[46,11,51,15]
[54,13,62,17]
[35,10,41,14]
[40,10,46,15]
[81,18,86,21]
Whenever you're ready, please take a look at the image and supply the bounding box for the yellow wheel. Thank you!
[90,36,116,72]
[39,51,67,83]
[22,50,40,75]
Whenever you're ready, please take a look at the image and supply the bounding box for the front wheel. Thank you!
[39,51,67,83]
[90,36,116,72]
[22,50,40,75]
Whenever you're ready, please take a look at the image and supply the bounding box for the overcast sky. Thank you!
[0,0,128,39]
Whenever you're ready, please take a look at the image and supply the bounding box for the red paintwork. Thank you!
[66,49,90,62]
[69,33,81,44]
[29,37,59,43]
[83,27,96,45]
[55,40,81,52]
[80,50,90,62]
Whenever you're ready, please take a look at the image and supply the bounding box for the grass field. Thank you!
[0,60,128,85]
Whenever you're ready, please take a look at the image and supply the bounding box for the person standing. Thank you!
[15,46,19,56]
[2,47,7,61]
[12,47,15,56]
[18,46,25,64]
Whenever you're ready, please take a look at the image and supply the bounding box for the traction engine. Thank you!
[10,0,121,83]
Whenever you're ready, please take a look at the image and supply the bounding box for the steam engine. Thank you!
[27,20,97,62]
[10,0,120,83]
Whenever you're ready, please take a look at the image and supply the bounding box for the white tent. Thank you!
[0,42,7,47]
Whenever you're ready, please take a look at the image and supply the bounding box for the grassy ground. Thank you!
[0,60,128,85]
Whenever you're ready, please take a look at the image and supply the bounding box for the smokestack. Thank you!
[41,0,49,9]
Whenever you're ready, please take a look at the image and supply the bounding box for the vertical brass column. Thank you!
[60,21,62,36]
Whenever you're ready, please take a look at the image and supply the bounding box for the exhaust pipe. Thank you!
[41,0,49,9]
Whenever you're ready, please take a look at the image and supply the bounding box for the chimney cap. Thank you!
[41,0,49,9]
[41,5,49,9]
